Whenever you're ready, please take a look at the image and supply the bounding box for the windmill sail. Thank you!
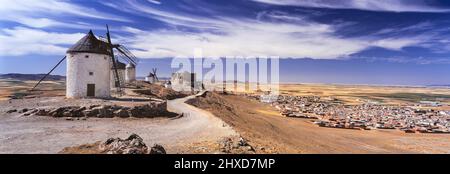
[115,45,138,66]
[152,68,159,82]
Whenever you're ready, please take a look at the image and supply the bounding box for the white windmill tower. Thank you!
[125,63,136,83]
[66,30,112,98]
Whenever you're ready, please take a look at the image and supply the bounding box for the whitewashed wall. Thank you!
[125,64,136,83]
[171,72,196,91]
[110,69,125,89]
[66,52,111,98]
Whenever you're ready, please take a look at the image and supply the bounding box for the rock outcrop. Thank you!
[149,144,166,154]
[30,102,173,118]
[219,136,255,154]
[60,134,167,154]
[100,134,149,154]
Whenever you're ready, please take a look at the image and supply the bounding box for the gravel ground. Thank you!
[0,93,237,154]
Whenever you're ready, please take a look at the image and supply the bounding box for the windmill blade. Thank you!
[30,56,66,91]
[153,68,159,81]
[115,46,137,65]
[106,24,122,90]
[115,45,138,66]
[115,49,134,65]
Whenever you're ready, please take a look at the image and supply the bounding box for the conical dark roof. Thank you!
[67,30,111,55]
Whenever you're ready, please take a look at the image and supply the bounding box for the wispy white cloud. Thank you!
[1,15,102,29]
[108,0,424,59]
[147,0,161,5]
[0,0,131,28]
[124,26,422,59]
[251,0,450,13]
[0,27,85,56]
[114,0,226,30]
[370,38,423,50]
[0,0,439,59]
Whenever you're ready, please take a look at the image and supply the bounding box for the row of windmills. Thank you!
[32,26,138,99]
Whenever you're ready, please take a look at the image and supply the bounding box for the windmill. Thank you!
[31,25,139,96]
[146,68,159,83]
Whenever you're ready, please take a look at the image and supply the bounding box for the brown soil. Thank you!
[59,142,102,154]
[187,92,450,154]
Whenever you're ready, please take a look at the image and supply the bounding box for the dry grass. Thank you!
[0,79,65,100]
[278,84,450,106]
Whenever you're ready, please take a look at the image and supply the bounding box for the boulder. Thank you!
[6,109,17,113]
[218,136,255,154]
[18,108,28,113]
[96,105,114,118]
[89,105,100,109]
[83,109,99,117]
[49,107,65,117]
[36,109,48,116]
[99,133,149,154]
[71,107,86,117]
[149,144,166,154]
[114,109,130,118]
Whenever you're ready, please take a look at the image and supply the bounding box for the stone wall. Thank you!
[23,101,173,118]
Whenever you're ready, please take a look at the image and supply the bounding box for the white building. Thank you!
[171,71,198,91]
[125,63,136,83]
[164,81,172,88]
[66,30,112,98]
[260,94,278,103]
[110,61,126,89]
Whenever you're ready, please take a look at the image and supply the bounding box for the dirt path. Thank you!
[166,91,237,144]
[0,93,236,154]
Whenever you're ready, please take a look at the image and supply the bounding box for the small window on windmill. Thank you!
[104,56,107,60]
[85,55,89,58]
[89,72,94,76]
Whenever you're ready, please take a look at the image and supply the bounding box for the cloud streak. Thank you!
[0,0,445,60]
[0,27,84,56]
[252,0,450,13]
[147,0,161,5]
[107,0,425,59]
[0,0,131,29]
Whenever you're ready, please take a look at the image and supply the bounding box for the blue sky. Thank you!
[0,0,450,85]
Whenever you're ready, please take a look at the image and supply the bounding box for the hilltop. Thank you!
[0,73,65,81]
